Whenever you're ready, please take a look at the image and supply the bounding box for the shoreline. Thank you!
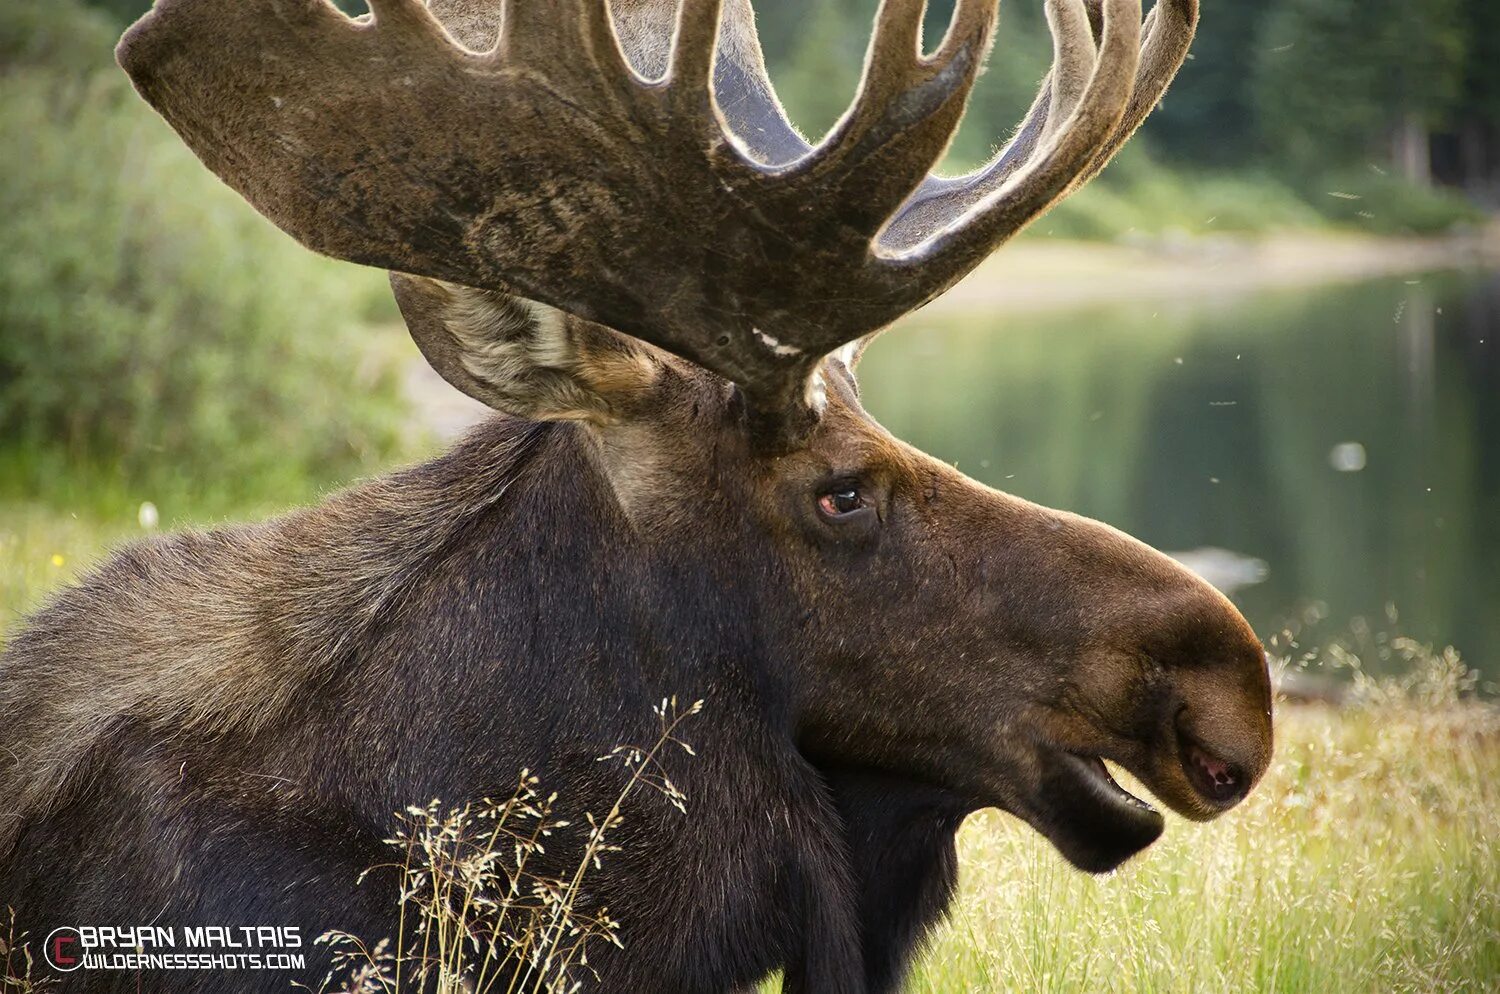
[401,226,1500,439]
[927,226,1500,316]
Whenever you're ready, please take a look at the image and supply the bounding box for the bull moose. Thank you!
[0,0,1273,991]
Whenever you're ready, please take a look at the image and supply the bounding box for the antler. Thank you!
[117,0,1195,450]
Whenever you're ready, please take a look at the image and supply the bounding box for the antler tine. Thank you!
[1042,0,1099,143]
[879,0,1092,252]
[1069,0,1196,191]
[708,1,810,167]
[501,0,625,72]
[865,0,926,84]
[780,0,1000,239]
[669,0,729,105]
[879,0,1189,259]
[365,0,442,34]
[871,0,1141,291]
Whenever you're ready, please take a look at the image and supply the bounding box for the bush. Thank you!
[0,0,116,75]
[1306,167,1485,235]
[1019,148,1479,242]
[0,0,406,498]
[1024,150,1324,241]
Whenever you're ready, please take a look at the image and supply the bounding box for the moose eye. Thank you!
[817,486,867,518]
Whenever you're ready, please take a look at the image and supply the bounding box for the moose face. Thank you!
[119,0,1250,872]
[416,298,1273,872]
[707,356,1272,872]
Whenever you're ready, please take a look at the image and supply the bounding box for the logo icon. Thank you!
[43,927,83,972]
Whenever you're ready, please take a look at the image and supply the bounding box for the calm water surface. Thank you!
[858,268,1500,681]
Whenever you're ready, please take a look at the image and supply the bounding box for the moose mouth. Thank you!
[1026,750,1166,874]
[1019,714,1256,874]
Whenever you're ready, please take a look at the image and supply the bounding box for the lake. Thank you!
[857,267,1500,683]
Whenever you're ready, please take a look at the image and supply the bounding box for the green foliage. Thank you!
[0,0,116,74]
[0,0,407,497]
[1459,0,1500,122]
[1310,168,1485,235]
[1144,3,1270,167]
[772,1,864,142]
[79,0,368,23]
[769,0,1051,166]
[943,0,1050,167]
[1034,154,1323,240]
[1252,0,1467,171]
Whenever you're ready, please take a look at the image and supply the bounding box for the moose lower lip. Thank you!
[1029,750,1166,873]
[1070,753,1159,815]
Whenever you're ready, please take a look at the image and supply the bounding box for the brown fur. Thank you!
[0,424,544,858]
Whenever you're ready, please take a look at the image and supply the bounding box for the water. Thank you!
[857,268,1500,682]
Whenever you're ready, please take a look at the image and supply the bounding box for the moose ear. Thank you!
[391,274,661,424]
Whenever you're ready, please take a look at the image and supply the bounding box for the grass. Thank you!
[5,497,1497,993]
[0,485,328,639]
[905,698,1499,993]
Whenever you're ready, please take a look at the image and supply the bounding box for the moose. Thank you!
[0,0,1273,991]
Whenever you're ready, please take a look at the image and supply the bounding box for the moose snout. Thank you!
[979,504,1276,819]
[1139,588,1275,820]
[996,569,1274,872]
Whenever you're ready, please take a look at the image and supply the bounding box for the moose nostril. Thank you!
[1199,750,1232,785]
[1185,741,1247,805]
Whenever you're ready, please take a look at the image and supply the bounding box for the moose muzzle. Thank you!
[1014,543,1275,872]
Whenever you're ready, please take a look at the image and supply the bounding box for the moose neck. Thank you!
[318,417,812,803]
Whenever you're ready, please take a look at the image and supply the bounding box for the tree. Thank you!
[1252,0,1466,183]
[1455,0,1500,196]
[1144,3,1274,167]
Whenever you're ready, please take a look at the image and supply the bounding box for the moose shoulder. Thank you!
[0,1,1273,992]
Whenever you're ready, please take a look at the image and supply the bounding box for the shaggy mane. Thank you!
[0,417,550,856]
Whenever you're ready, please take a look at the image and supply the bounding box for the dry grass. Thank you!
[310,700,702,994]
[1,908,47,993]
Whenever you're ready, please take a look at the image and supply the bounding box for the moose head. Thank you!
[115,0,1270,877]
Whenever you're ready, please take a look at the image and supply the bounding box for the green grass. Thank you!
[5,497,1497,993]
[904,701,1499,993]
[1027,159,1328,240]
[0,492,297,639]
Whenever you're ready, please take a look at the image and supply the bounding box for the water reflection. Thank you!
[858,269,1500,679]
